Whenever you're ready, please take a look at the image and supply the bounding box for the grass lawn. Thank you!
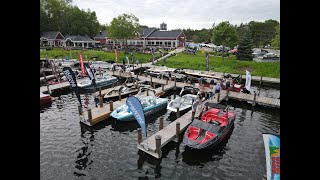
[40,48,160,63]
[156,52,280,78]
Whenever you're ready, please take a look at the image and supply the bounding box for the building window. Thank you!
[173,42,175,46]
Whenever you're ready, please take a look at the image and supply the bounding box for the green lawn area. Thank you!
[40,48,159,63]
[156,52,280,78]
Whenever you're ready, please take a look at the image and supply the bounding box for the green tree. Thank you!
[106,13,140,49]
[40,0,100,37]
[236,30,253,61]
[236,23,249,44]
[248,20,279,48]
[271,24,280,49]
[211,21,238,60]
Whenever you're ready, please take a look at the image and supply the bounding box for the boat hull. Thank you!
[183,113,236,149]
[112,101,168,121]
[78,79,118,90]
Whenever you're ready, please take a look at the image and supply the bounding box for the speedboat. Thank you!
[167,94,197,112]
[77,74,118,90]
[183,102,236,149]
[103,84,140,100]
[40,92,52,106]
[167,86,199,112]
[111,95,168,121]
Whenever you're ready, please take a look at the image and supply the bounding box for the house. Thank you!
[63,35,99,48]
[93,30,108,45]
[40,31,65,47]
[94,22,186,48]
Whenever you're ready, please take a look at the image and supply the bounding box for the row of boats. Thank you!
[108,86,236,150]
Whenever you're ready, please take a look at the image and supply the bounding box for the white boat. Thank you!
[167,94,198,112]
[77,74,118,90]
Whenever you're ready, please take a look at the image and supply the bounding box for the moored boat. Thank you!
[40,92,52,106]
[77,74,118,90]
[111,95,168,121]
[183,103,236,149]
[103,84,140,100]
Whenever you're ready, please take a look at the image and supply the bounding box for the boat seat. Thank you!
[203,114,218,123]
[188,126,200,140]
[200,131,216,144]
[218,117,228,127]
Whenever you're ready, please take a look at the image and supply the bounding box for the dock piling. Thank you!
[176,108,180,118]
[109,101,113,111]
[119,92,122,101]
[258,76,262,96]
[174,77,177,91]
[138,128,142,144]
[159,117,164,130]
[253,91,257,106]
[191,111,195,121]
[87,108,92,123]
[99,97,103,107]
[217,93,220,102]
[176,122,180,141]
[99,87,102,97]
[166,79,168,85]
[161,84,164,91]
[78,105,83,115]
[155,135,162,156]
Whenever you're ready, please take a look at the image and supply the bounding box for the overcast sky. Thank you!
[72,0,280,30]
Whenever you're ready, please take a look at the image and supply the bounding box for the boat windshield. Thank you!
[139,96,157,108]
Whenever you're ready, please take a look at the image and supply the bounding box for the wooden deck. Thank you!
[40,81,70,93]
[79,98,127,126]
[137,109,202,158]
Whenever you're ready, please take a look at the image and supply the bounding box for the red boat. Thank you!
[40,92,52,106]
[183,103,236,149]
[222,82,243,92]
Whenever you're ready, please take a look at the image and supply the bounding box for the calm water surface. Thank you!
[40,86,280,180]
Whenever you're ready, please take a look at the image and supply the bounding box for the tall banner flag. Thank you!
[151,48,155,65]
[78,53,85,75]
[245,70,251,90]
[205,52,209,71]
[126,56,130,66]
[126,97,147,137]
[62,67,82,106]
[262,134,280,180]
[84,64,96,89]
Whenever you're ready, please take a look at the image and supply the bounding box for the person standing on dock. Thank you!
[215,81,221,94]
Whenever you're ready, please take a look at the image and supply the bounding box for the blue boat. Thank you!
[111,95,168,121]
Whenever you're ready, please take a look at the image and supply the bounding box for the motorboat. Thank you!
[103,84,140,100]
[77,74,118,90]
[110,95,168,121]
[167,94,198,112]
[183,102,236,149]
[167,86,199,112]
[40,92,52,106]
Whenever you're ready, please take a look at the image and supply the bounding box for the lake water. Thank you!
[40,86,280,180]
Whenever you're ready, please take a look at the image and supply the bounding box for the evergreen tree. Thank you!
[236,30,253,61]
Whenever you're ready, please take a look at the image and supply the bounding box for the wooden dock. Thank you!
[218,90,280,108]
[137,109,202,158]
[79,98,127,126]
[40,81,70,93]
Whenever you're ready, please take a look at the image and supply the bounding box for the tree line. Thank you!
[40,0,102,37]
[179,19,279,49]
